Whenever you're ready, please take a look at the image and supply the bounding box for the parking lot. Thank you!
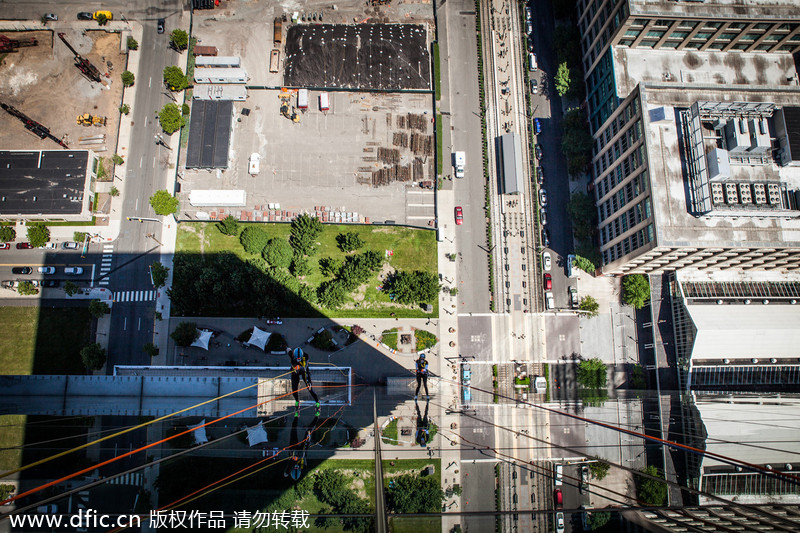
[182,0,438,226]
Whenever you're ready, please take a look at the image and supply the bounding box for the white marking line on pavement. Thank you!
[407,215,435,219]
[139,156,143,168]
[90,264,95,287]
[135,198,139,211]
[138,317,141,330]
[123,317,127,330]
[148,76,152,88]
[407,203,435,207]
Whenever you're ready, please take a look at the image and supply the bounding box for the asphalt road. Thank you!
[444,0,492,314]
[530,0,575,309]
[102,0,182,371]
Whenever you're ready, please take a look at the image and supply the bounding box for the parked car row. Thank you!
[7,266,83,275]
[0,241,80,250]
[2,279,60,288]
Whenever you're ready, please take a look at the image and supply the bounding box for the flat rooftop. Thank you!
[0,150,88,215]
[628,0,800,20]
[613,47,800,105]
[639,88,800,249]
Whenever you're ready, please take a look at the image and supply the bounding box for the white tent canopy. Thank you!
[189,420,208,445]
[191,329,213,350]
[246,326,271,351]
[246,422,269,447]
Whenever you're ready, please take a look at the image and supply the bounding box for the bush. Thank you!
[415,329,438,351]
[112,153,125,165]
[637,465,668,506]
[217,215,239,236]
[631,364,647,389]
[158,103,185,134]
[336,232,365,252]
[149,190,179,215]
[127,36,139,50]
[121,70,135,87]
[265,333,288,352]
[81,343,107,370]
[567,192,597,243]
[150,262,169,288]
[95,13,108,26]
[240,226,270,255]
[26,224,50,248]
[386,474,444,513]
[263,238,293,268]
[73,231,88,243]
[119,103,130,115]
[587,511,611,530]
[181,103,190,115]
[0,484,14,501]
[18,281,38,296]
[562,108,593,176]
[110,186,120,197]
[317,280,347,309]
[0,226,15,242]
[555,62,571,96]
[622,274,651,309]
[89,299,110,318]
[171,321,198,347]
[163,66,189,91]
[577,358,607,389]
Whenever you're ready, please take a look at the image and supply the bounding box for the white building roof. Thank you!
[687,303,800,361]
[188,189,246,207]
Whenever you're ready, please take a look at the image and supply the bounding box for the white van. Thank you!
[65,267,83,275]
[545,291,555,310]
[528,53,538,71]
[555,464,563,486]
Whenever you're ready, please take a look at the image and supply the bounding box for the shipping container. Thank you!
[193,45,218,56]
[297,88,308,109]
[269,50,280,73]
[319,92,329,111]
[194,68,248,84]
[274,18,282,45]
[195,56,241,68]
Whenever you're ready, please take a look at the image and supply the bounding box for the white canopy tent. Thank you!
[246,326,271,351]
[191,329,213,350]
[189,420,209,445]
[246,422,269,447]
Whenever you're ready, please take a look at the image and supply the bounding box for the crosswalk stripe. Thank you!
[114,290,157,302]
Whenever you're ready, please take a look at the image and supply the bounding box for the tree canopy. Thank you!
[17,281,38,296]
[567,192,597,242]
[336,232,365,253]
[151,262,169,288]
[577,357,607,389]
[81,343,107,370]
[589,461,610,480]
[158,103,185,134]
[64,281,79,297]
[387,270,439,305]
[555,62,571,96]
[290,214,323,256]
[26,224,50,248]
[263,238,293,269]
[240,226,270,255]
[163,66,188,91]
[579,295,600,318]
[89,299,110,318]
[637,465,668,506]
[149,190,179,215]
[386,474,444,514]
[217,215,239,236]
[573,255,596,273]
[121,70,135,87]
[171,321,199,347]
[561,108,593,176]
[170,29,189,50]
[622,274,651,309]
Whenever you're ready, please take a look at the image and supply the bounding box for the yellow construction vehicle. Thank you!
[278,89,299,122]
[76,113,106,127]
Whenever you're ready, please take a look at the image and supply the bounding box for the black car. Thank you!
[11,267,32,275]
[157,18,165,34]
[541,228,550,248]
[42,280,60,288]
[535,144,543,160]
[77,12,93,20]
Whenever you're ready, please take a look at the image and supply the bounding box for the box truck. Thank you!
[453,151,466,178]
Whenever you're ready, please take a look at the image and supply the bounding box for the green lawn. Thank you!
[0,307,92,375]
[0,415,25,471]
[175,222,438,318]
[389,517,440,533]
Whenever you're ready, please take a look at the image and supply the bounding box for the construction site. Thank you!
[0,29,123,155]
[181,0,438,226]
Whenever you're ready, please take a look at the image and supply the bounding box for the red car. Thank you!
[15,242,32,249]
[455,206,463,225]
[543,273,552,290]
[0,243,8,250]
[554,488,563,507]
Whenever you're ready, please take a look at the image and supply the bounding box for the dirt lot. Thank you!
[0,30,123,154]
